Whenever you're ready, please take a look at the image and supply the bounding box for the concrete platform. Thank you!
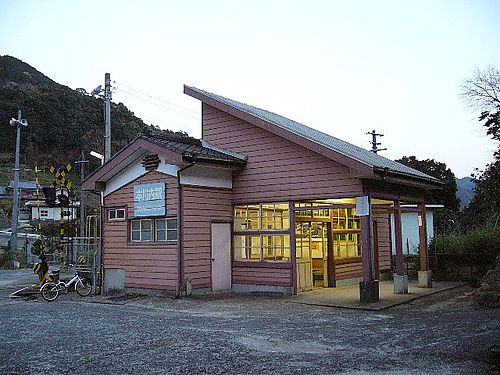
[290,281,465,310]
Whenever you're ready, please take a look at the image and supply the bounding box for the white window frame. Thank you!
[108,208,126,221]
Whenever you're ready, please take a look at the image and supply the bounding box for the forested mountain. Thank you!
[0,55,147,169]
[456,176,475,210]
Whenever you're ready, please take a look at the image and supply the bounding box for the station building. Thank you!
[83,86,442,301]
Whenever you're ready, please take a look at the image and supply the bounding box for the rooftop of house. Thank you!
[7,180,41,190]
[185,86,439,184]
[139,130,247,166]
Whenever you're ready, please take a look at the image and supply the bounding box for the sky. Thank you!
[1,0,499,178]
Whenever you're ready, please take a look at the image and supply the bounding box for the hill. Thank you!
[456,176,475,210]
[0,55,147,172]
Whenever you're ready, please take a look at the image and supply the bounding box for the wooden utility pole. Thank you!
[9,110,28,265]
[104,73,111,162]
[366,129,387,154]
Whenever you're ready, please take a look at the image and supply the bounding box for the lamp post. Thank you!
[9,110,28,267]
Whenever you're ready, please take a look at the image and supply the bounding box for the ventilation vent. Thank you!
[141,154,161,171]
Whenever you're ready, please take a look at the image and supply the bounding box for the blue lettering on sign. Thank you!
[134,183,165,216]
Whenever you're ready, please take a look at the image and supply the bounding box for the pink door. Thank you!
[211,223,231,291]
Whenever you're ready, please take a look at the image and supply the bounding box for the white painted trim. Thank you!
[180,165,232,188]
[104,156,178,196]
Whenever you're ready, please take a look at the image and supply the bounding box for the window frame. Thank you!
[129,216,178,244]
[233,202,291,263]
[108,208,126,221]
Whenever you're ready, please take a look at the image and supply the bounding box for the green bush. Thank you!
[430,228,500,255]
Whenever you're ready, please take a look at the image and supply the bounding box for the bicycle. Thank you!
[40,271,92,301]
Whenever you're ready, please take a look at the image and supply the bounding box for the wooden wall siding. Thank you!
[202,104,364,202]
[232,265,291,287]
[181,186,232,289]
[103,171,179,291]
[334,259,363,280]
[372,208,392,272]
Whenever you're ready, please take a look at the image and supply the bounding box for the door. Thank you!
[296,222,313,292]
[211,223,231,291]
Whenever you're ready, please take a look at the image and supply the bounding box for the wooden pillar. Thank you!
[393,200,405,276]
[289,201,297,295]
[360,199,373,282]
[418,203,429,271]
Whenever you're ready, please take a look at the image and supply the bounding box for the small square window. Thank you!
[108,208,126,221]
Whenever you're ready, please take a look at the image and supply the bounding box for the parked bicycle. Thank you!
[40,271,92,301]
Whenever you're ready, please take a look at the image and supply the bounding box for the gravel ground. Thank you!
[0,270,498,374]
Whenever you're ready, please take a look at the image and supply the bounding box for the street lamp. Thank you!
[9,110,28,267]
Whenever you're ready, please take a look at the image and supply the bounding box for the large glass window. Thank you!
[234,203,290,262]
[332,208,362,259]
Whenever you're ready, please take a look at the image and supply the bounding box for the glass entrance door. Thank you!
[296,222,329,290]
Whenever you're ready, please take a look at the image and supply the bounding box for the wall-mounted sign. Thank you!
[134,183,165,217]
[355,196,370,216]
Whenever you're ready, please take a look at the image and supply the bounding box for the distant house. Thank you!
[6,180,42,200]
[24,199,79,221]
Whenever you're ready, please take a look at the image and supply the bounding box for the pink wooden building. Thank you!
[83,86,442,301]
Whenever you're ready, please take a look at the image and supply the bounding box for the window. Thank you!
[108,208,126,221]
[40,210,49,218]
[130,217,177,243]
[233,203,290,262]
[131,219,152,242]
[332,208,362,259]
[155,218,177,242]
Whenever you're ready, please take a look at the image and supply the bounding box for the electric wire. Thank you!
[113,80,199,117]
[113,86,200,120]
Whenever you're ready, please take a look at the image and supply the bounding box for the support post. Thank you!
[418,203,432,287]
[393,200,408,294]
[104,73,111,163]
[10,110,27,267]
[359,194,379,302]
[289,201,297,295]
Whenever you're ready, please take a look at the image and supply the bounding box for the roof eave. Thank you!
[372,167,444,190]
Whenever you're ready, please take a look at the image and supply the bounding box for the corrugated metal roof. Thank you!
[8,181,41,190]
[140,133,246,165]
[186,86,438,182]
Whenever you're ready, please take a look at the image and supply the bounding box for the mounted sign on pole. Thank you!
[355,196,370,216]
[134,183,166,217]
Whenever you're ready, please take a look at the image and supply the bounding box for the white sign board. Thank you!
[355,196,370,216]
[134,183,165,217]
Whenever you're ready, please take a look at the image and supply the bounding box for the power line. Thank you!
[114,85,200,120]
[113,80,199,116]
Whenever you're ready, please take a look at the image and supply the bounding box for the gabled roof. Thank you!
[82,132,246,191]
[140,133,246,165]
[185,86,440,185]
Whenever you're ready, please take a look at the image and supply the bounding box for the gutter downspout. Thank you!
[176,161,196,297]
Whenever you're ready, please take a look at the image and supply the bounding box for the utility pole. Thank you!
[104,73,111,162]
[9,110,28,265]
[366,129,387,154]
[74,150,89,239]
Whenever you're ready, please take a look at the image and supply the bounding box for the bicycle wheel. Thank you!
[41,282,59,302]
[76,278,92,297]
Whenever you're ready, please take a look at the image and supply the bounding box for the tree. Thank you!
[461,67,500,229]
[396,156,460,234]
[461,66,500,141]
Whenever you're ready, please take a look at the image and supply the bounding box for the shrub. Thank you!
[430,228,500,282]
[430,228,500,255]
